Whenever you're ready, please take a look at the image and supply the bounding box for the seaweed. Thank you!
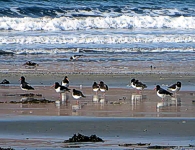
[147,145,176,149]
[64,133,104,143]
[119,143,151,147]
[3,93,42,97]
[10,98,55,104]
[0,147,14,150]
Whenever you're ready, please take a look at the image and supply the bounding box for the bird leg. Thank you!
[76,100,79,105]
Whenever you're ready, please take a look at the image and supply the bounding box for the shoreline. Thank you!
[0,70,195,149]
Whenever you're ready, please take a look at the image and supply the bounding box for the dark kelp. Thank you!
[64,133,104,143]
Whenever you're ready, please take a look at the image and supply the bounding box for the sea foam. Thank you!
[0,34,195,45]
[0,16,195,31]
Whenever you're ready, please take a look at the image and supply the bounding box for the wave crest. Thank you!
[0,16,195,31]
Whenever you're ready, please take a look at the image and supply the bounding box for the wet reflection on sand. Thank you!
[156,96,182,117]
[157,97,181,109]
[0,86,195,117]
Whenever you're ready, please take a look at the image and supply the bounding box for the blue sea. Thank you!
[1,0,195,73]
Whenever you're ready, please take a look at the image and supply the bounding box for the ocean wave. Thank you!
[1,34,195,44]
[0,16,195,31]
[0,0,195,18]
[5,47,195,55]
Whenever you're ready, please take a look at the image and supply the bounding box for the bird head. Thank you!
[177,82,181,87]
[54,82,60,88]
[131,78,135,83]
[154,85,160,91]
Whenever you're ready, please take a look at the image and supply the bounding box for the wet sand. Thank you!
[0,85,195,117]
[0,117,195,149]
[0,70,195,149]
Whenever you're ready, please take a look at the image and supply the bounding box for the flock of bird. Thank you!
[130,78,182,100]
[19,75,109,101]
[1,75,181,102]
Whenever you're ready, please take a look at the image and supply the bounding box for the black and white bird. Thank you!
[54,82,70,93]
[99,81,108,96]
[23,61,39,68]
[53,82,70,100]
[61,76,69,87]
[167,81,181,93]
[130,78,137,89]
[155,85,173,100]
[70,55,83,61]
[0,79,10,84]
[20,76,34,91]
[92,82,100,94]
[131,78,147,93]
[72,89,86,99]
[134,80,147,90]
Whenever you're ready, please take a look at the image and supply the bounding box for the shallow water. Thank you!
[1,0,195,68]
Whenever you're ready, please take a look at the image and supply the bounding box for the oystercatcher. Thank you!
[54,82,70,93]
[20,76,34,91]
[72,89,86,99]
[99,81,108,96]
[70,55,83,61]
[131,78,147,93]
[167,81,181,93]
[61,76,69,87]
[130,78,137,89]
[23,61,38,68]
[92,82,100,94]
[0,79,10,84]
[155,85,173,100]
[53,82,70,100]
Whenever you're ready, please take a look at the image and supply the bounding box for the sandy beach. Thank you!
[0,69,195,149]
[2,0,195,149]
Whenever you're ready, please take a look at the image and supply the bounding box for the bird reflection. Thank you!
[92,94,106,104]
[92,94,99,103]
[61,92,69,102]
[156,100,169,108]
[131,93,144,110]
[170,97,181,106]
[131,94,143,101]
[55,94,69,108]
[99,97,105,104]
[20,96,30,102]
[156,96,181,111]
[55,100,61,108]
[72,104,81,111]
[71,102,86,116]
